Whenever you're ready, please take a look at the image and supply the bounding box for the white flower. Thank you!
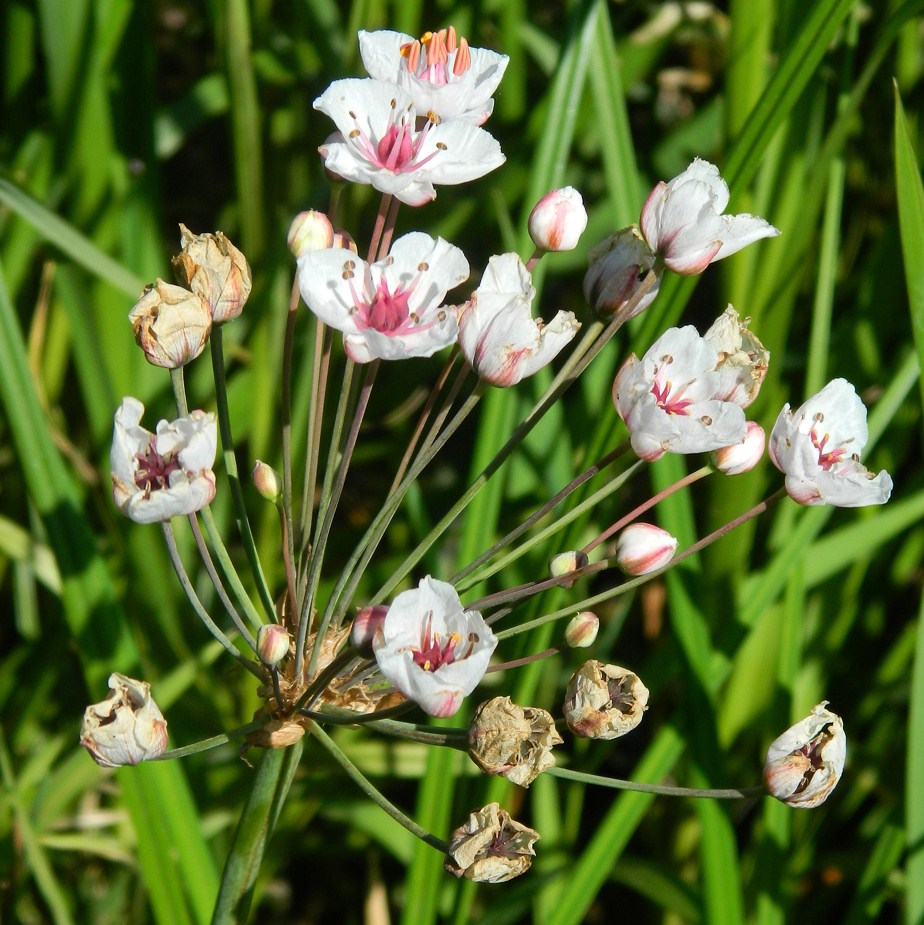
[768,379,893,507]
[640,158,780,275]
[764,702,846,808]
[458,254,580,386]
[372,576,497,717]
[314,78,505,206]
[613,311,768,460]
[297,232,468,363]
[80,673,168,767]
[111,397,217,524]
[359,28,509,125]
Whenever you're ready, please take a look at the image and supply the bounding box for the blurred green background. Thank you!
[2,0,924,922]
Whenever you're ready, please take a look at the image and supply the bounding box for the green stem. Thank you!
[210,327,275,619]
[157,721,264,760]
[546,766,764,799]
[211,741,303,924]
[310,723,449,853]
[281,276,300,584]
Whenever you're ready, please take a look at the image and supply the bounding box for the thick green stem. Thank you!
[211,741,303,924]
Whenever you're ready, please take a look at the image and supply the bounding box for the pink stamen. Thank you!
[412,611,461,672]
[651,379,693,416]
[811,429,846,470]
[133,439,182,498]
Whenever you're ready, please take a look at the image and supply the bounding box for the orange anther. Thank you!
[401,39,422,71]
[453,37,471,76]
[446,26,457,53]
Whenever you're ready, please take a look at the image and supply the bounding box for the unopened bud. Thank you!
[614,523,678,576]
[563,660,649,739]
[468,696,562,787]
[252,460,282,503]
[565,611,599,648]
[528,187,588,252]
[444,803,540,883]
[129,279,212,368]
[257,624,291,667]
[351,604,389,655]
[548,550,589,588]
[584,226,660,320]
[764,702,846,808]
[332,229,358,253]
[712,421,766,475]
[172,224,252,324]
[287,210,334,258]
[80,673,168,767]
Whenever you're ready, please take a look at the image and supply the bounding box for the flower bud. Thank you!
[129,279,212,368]
[444,803,540,883]
[565,611,599,648]
[172,224,252,324]
[614,523,678,576]
[350,604,389,655]
[712,422,766,475]
[332,229,358,254]
[252,460,282,503]
[584,226,660,321]
[80,673,168,767]
[257,624,290,667]
[528,187,588,252]
[764,702,846,808]
[468,696,562,788]
[563,660,649,739]
[548,549,589,588]
[287,210,334,258]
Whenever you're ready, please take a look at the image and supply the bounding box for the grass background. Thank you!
[1,0,923,922]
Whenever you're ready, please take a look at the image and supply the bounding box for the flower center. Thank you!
[411,611,476,672]
[400,27,472,84]
[810,422,847,471]
[363,277,411,332]
[133,440,182,497]
[651,379,693,416]
[347,101,442,175]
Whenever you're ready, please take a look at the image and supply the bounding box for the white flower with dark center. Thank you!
[457,253,580,386]
[613,312,768,460]
[640,158,780,275]
[372,576,497,718]
[111,397,217,524]
[297,232,468,363]
[359,28,509,125]
[768,378,893,507]
[314,78,505,206]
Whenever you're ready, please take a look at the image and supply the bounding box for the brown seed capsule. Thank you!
[468,696,562,787]
[444,803,540,883]
[563,660,649,739]
[129,279,212,368]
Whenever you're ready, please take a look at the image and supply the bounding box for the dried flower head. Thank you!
[468,696,562,787]
[564,660,649,739]
[172,224,252,323]
[80,673,168,767]
[129,279,212,369]
[764,701,846,808]
[444,803,540,882]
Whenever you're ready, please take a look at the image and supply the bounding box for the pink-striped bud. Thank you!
[351,605,389,655]
[257,624,291,667]
[528,187,588,252]
[614,523,678,576]
[712,421,766,475]
[565,612,599,648]
[287,210,334,258]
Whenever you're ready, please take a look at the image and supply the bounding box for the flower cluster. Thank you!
[87,24,895,904]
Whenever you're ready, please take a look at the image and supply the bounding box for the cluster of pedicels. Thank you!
[81,26,889,885]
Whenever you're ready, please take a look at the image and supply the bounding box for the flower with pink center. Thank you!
[110,397,217,524]
[297,232,468,362]
[457,253,580,386]
[768,378,893,507]
[314,78,505,206]
[372,577,497,717]
[613,315,762,460]
[640,158,780,275]
[359,28,509,124]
